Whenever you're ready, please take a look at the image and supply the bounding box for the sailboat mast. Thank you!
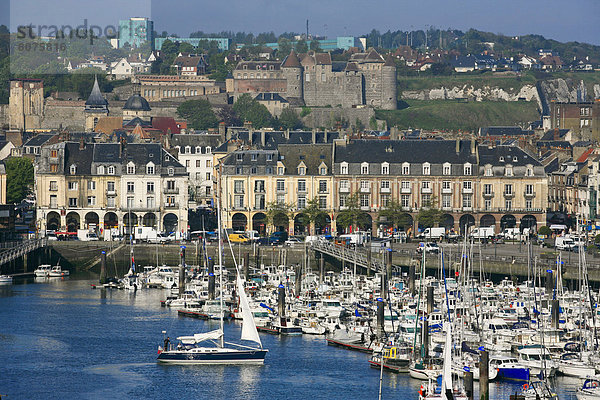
[216,166,225,347]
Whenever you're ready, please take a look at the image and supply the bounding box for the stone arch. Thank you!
[441,214,454,230]
[271,212,289,232]
[163,213,178,234]
[143,213,156,228]
[294,213,307,235]
[500,214,517,230]
[480,214,496,228]
[315,214,331,235]
[358,213,372,232]
[123,212,139,235]
[104,212,118,229]
[84,212,99,232]
[521,215,537,231]
[47,211,61,231]
[231,213,248,231]
[252,212,267,235]
[66,212,80,232]
[459,214,475,235]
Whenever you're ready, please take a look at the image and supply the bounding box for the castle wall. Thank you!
[303,70,363,108]
[298,107,374,129]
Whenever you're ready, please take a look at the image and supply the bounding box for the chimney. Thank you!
[553,128,559,141]
[324,128,328,143]
[79,137,85,150]
[260,130,266,147]
[284,129,290,140]
[312,129,317,144]
[219,122,226,140]
[455,138,460,154]
[471,138,476,154]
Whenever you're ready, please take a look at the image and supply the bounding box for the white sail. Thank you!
[236,273,262,347]
[442,326,453,398]
[177,329,223,344]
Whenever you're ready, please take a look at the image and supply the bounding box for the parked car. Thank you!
[228,233,250,244]
[285,237,303,246]
[416,242,440,254]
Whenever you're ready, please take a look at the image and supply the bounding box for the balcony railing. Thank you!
[106,189,117,196]
[441,187,452,194]
[504,191,515,198]
[462,187,473,194]
[164,202,179,208]
[380,187,391,193]
[421,187,432,194]
[164,187,179,194]
[483,191,494,198]
[49,186,58,192]
[401,187,411,194]
[524,191,536,198]
[360,187,370,193]
[339,186,350,193]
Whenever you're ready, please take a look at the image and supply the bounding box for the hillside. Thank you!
[376,100,540,132]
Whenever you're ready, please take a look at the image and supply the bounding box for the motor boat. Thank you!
[577,376,600,400]
[0,275,12,285]
[34,265,52,277]
[48,265,70,277]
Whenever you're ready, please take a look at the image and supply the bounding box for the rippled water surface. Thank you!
[0,277,581,399]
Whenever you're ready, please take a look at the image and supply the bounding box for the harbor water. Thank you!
[0,276,582,399]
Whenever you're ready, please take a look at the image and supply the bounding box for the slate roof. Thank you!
[23,133,57,147]
[281,50,301,68]
[173,56,205,68]
[480,126,533,136]
[235,61,281,71]
[334,140,477,164]
[279,143,332,175]
[254,93,288,102]
[85,76,108,107]
[215,130,339,152]
[169,134,223,152]
[540,129,569,141]
[478,145,542,167]
[123,94,151,111]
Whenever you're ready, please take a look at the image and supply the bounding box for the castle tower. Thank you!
[84,76,109,131]
[381,56,397,110]
[281,50,303,100]
[8,79,44,131]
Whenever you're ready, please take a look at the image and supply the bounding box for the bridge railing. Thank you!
[0,239,46,267]
[309,241,385,272]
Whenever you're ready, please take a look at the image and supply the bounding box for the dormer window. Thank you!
[127,163,135,174]
[185,146,191,154]
[464,163,472,175]
[443,163,451,175]
[251,153,258,161]
[69,164,77,174]
[236,153,243,161]
[341,162,349,175]
[266,154,273,161]
[206,147,211,154]
[195,146,201,154]
[97,165,105,175]
[499,156,505,162]
[298,165,306,175]
[108,165,115,175]
[513,157,518,163]
[146,163,155,175]
[402,162,410,175]
[526,165,534,177]
[505,165,514,177]
[168,167,174,176]
[485,165,492,177]
[422,163,430,175]
[361,162,369,174]
[319,164,327,175]
[381,162,389,175]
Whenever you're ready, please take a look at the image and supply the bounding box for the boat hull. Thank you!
[326,338,372,353]
[157,349,267,364]
[409,366,441,380]
[496,367,530,382]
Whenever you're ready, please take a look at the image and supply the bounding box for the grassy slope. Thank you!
[376,100,541,132]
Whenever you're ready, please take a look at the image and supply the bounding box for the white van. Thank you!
[555,236,575,251]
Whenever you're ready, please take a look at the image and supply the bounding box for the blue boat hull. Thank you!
[497,367,530,382]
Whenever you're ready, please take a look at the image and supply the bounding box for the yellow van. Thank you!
[228,233,250,243]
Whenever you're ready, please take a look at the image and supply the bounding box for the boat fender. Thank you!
[523,383,529,390]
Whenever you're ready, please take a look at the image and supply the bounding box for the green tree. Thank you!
[278,38,292,58]
[277,108,302,130]
[5,157,34,204]
[233,93,273,129]
[177,99,218,130]
[538,226,552,236]
[336,193,371,232]
[299,197,329,235]
[295,39,308,53]
[378,200,412,230]
[417,196,442,229]
[309,40,322,52]
[266,201,293,231]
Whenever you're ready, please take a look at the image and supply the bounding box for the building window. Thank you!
[402,163,410,175]
[442,181,451,190]
[381,194,390,208]
[422,181,430,190]
[401,194,409,208]
[108,166,115,175]
[276,194,285,204]
[50,195,57,208]
[320,167,327,175]
[319,180,327,193]
[464,163,472,175]
[485,167,492,176]
[401,181,410,190]
[236,166,243,175]
[278,167,284,175]
[50,150,58,158]
[68,182,78,191]
[484,184,492,195]
[234,180,244,194]
[127,182,134,193]
[234,195,244,209]
[87,196,96,206]
[526,167,533,177]
[69,165,77,174]
[147,182,154,193]
[422,163,430,175]
[526,184,534,195]
[298,180,306,192]
[97,165,105,175]
[276,180,285,192]
[68,197,77,207]
[484,199,491,211]
[147,197,155,208]
[443,163,451,175]
[360,194,370,207]
[504,184,513,195]
[50,181,58,191]
[297,196,306,209]
[381,180,390,189]
[505,166,513,176]
[462,195,472,209]
[361,180,370,190]
[361,162,369,174]
[526,200,533,210]
[266,153,273,161]
[319,196,327,209]
[442,194,451,208]
[255,180,265,192]
[251,153,258,161]
[340,163,348,174]
[505,199,512,210]
[146,164,155,174]
[422,194,432,207]
[339,194,348,208]
[87,181,96,190]
[463,181,472,190]
[340,180,349,190]
[298,166,306,175]
[127,164,135,174]
[250,167,257,174]
[107,181,115,192]
[381,163,389,175]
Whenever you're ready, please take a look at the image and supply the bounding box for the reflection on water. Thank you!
[0,276,585,400]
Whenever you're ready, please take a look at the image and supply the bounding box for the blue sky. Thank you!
[2,0,600,45]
